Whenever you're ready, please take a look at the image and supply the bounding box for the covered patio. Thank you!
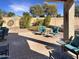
[0,0,78,59]
[8,0,77,59]
[7,29,74,59]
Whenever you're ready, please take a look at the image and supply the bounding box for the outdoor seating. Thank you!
[64,35,79,59]
[0,27,9,39]
[0,57,9,59]
[0,44,9,55]
[50,26,60,35]
[33,25,46,35]
[1,27,9,36]
[43,26,60,37]
[0,41,9,59]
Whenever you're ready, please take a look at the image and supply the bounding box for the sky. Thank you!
[0,0,77,16]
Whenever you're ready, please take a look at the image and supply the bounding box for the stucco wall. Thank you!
[49,17,63,27]
[30,17,79,30]
[30,17,63,27]
[2,16,20,28]
[2,17,79,29]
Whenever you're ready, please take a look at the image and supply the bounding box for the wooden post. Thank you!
[64,0,75,40]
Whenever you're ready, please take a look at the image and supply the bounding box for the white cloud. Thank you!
[9,4,30,12]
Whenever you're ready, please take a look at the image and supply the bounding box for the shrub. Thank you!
[0,16,4,27]
[34,19,44,26]
[8,12,15,17]
[20,12,32,28]
[20,17,25,28]
[29,26,39,31]
[43,15,51,27]
[0,20,4,26]
[24,16,31,28]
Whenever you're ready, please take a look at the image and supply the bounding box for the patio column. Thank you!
[64,0,75,40]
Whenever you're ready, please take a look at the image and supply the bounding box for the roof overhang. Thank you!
[46,0,67,2]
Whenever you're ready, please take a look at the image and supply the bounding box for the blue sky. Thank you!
[0,0,66,16]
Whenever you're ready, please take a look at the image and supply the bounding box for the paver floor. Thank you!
[6,28,76,59]
[7,33,48,59]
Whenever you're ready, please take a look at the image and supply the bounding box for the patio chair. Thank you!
[0,27,9,39]
[64,35,79,59]
[1,27,9,36]
[0,43,9,55]
[33,25,46,35]
[0,56,9,59]
[50,26,60,35]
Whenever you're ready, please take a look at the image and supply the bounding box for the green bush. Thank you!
[24,16,32,28]
[43,16,51,27]
[0,20,4,26]
[35,19,44,26]
[29,26,39,31]
[8,12,15,17]
[20,17,25,28]
[20,12,32,28]
[0,16,3,27]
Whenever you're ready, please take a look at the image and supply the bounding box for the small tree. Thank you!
[8,12,15,17]
[30,5,45,17]
[43,4,57,16]
[43,15,51,27]
[57,14,61,17]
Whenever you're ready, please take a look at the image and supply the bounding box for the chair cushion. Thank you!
[38,26,46,32]
[0,57,9,59]
[70,35,79,47]
[52,27,59,33]
[65,44,77,50]
[0,30,3,36]
[75,49,79,52]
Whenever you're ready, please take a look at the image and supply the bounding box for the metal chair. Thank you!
[33,25,46,35]
[64,35,79,59]
[50,26,60,35]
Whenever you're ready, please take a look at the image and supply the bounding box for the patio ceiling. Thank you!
[46,0,72,2]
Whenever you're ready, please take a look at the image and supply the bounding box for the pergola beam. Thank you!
[46,0,67,2]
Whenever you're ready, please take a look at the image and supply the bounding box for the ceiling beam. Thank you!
[46,0,67,2]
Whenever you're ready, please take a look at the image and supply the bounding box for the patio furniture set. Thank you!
[33,25,60,37]
[33,25,79,59]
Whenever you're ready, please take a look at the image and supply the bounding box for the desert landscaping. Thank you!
[2,17,79,30]
[1,16,78,59]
